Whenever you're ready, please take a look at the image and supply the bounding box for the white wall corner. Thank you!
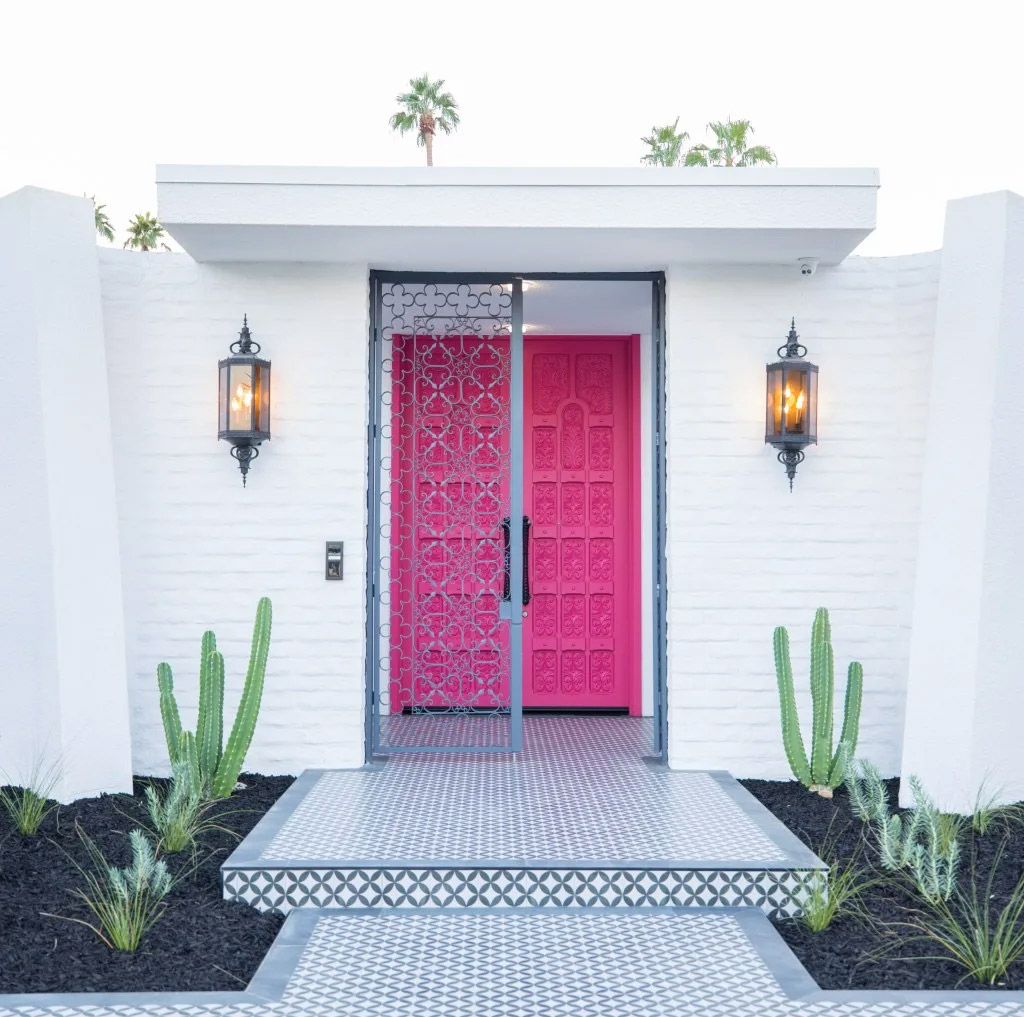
[901,190,1024,811]
[0,187,133,802]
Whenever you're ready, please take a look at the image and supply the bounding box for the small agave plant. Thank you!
[773,607,863,797]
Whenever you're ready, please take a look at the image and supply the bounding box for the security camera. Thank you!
[798,257,819,277]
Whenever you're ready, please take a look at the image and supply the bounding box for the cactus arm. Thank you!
[196,631,217,778]
[177,731,202,799]
[213,597,272,798]
[773,626,811,787]
[809,612,835,786]
[828,661,863,786]
[811,605,831,647]
[157,663,183,766]
[197,637,224,795]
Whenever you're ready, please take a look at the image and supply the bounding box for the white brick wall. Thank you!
[665,254,940,778]
[96,250,940,781]
[98,252,370,776]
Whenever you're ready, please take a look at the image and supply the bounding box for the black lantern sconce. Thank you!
[218,316,271,485]
[765,319,818,490]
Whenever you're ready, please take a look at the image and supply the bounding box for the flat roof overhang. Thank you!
[155,166,878,269]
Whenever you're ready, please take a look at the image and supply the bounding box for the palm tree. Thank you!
[684,118,777,166]
[640,118,690,167]
[122,212,170,251]
[89,196,115,243]
[389,74,460,166]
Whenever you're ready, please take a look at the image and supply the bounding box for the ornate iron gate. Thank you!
[367,275,524,753]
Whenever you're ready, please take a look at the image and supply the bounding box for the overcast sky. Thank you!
[3,0,1019,256]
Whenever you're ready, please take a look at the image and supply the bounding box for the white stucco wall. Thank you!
[664,254,940,778]
[0,188,132,801]
[97,252,370,776]
[901,191,1024,811]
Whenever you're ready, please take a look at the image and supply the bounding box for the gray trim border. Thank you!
[0,909,320,1009]
[3,906,1021,1011]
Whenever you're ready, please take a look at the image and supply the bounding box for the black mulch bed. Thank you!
[0,773,294,994]
[742,777,1024,992]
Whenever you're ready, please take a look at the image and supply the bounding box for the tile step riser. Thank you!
[223,867,818,916]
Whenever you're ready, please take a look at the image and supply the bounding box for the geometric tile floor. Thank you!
[2,908,1021,1016]
[265,718,789,862]
[5,717,1020,1015]
[223,716,827,915]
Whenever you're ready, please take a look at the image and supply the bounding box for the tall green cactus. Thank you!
[156,597,272,800]
[212,597,272,799]
[773,607,863,796]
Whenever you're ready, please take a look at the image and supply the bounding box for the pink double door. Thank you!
[389,333,639,715]
[523,337,638,711]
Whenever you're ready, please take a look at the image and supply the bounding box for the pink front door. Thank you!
[523,337,639,711]
[389,333,639,715]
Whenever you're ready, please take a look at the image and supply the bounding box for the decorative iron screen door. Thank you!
[368,276,524,753]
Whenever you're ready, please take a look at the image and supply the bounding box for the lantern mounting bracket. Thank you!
[776,448,805,492]
[777,318,807,359]
[230,314,262,355]
[229,444,260,486]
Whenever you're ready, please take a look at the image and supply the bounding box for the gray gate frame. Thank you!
[364,271,668,761]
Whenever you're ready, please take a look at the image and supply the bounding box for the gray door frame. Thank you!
[364,271,668,762]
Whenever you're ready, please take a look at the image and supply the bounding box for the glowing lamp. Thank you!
[765,319,818,490]
[218,316,271,485]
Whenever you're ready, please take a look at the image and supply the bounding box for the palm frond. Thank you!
[641,118,689,167]
[123,212,168,252]
[740,144,777,166]
[683,144,710,167]
[389,111,417,133]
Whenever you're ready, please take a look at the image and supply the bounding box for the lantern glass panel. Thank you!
[219,363,229,432]
[255,363,270,433]
[781,365,810,437]
[766,365,784,439]
[228,362,255,432]
[807,369,818,442]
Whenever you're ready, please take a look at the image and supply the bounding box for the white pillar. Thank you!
[901,190,1024,811]
[0,187,133,802]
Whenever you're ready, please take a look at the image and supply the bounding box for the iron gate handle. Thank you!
[501,516,531,605]
[501,516,511,601]
[522,515,532,606]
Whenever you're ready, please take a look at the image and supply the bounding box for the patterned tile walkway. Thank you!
[264,717,788,863]
[2,908,1020,1016]
[221,716,825,913]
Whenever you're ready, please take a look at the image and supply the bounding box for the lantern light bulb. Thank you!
[231,398,239,412]
[243,390,252,407]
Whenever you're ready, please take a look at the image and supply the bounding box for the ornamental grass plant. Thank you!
[44,826,174,952]
[0,759,61,835]
[799,847,879,934]
[893,841,1024,986]
[142,768,240,855]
